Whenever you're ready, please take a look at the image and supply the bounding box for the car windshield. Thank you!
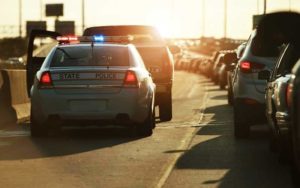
[50,46,129,67]
[285,45,300,72]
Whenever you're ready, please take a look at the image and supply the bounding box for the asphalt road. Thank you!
[0,71,295,188]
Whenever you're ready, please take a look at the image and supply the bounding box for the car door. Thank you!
[266,45,288,120]
[266,44,295,124]
[26,30,61,97]
[265,69,278,126]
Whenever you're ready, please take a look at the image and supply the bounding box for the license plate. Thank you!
[69,100,106,112]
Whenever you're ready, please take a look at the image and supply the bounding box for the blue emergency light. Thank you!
[93,35,105,42]
[56,35,133,44]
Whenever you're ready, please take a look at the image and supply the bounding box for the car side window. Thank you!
[237,42,247,59]
[273,44,292,78]
[286,46,300,72]
[275,44,300,77]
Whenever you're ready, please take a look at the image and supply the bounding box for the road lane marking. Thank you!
[0,130,30,138]
[155,87,209,188]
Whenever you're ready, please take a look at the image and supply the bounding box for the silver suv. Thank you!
[232,30,280,138]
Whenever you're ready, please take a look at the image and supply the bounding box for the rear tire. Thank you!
[213,77,218,85]
[269,134,279,153]
[152,109,156,129]
[227,87,233,105]
[278,134,292,164]
[292,129,300,179]
[159,91,172,121]
[234,102,250,138]
[219,82,225,90]
[30,111,47,137]
[137,108,154,137]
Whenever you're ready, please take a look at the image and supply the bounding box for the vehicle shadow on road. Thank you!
[0,124,141,161]
[210,95,227,101]
[172,100,294,188]
[206,88,224,92]
[197,80,215,85]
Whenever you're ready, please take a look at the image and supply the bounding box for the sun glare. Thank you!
[147,9,173,38]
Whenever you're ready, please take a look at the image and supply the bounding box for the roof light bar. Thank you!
[57,35,134,44]
[93,35,105,42]
[56,36,78,44]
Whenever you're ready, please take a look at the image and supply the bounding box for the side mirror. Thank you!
[226,63,236,71]
[168,45,181,54]
[258,70,271,80]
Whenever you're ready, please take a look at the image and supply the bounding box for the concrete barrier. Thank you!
[0,70,17,126]
[0,69,30,126]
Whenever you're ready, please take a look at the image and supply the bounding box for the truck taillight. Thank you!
[39,71,53,88]
[124,70,138,87]
[240,61,265,73]
[286,83,293,109]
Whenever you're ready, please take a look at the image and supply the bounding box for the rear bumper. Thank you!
[235,98,266,124]
[31,88,152,126]
[233,72,266,104]
[219,71,227,85]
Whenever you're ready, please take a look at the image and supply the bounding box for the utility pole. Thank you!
[257,0,260,14]
[40,0,43,20]
[263,0,267,14]
[202,0,205,37]
[19,0,22,37]
[82,0,85,33]
[171,0,175,38]
[289,0,291,11]
[224,0,227,38]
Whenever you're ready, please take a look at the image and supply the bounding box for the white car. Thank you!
[27,32,156,137]
[83,25,179,122]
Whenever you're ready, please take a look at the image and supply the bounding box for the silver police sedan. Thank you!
[29,36,156,137]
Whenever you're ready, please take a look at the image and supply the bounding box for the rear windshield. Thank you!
[50,46,129,67]
[250,31,283,57]
[136,47,168,65]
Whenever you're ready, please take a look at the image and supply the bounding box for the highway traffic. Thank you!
[1,2,300,187]
[0,71,294,188]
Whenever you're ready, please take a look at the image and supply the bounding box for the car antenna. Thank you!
[106,56,110,70]
[91,40,94,64]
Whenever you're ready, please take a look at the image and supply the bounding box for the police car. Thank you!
[26,30,156,137]
[83,25,180,121]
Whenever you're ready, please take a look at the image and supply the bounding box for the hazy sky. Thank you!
[0,0,298,39]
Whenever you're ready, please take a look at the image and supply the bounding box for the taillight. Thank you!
[286,83,293,109]
[39,71,53,88]
[240,61,265,73]
[240,61,250,70]
[124,71,138,87]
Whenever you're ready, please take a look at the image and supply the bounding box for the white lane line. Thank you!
[0,130,30,138]
[187,81,201,99]
[155,85,209,188]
